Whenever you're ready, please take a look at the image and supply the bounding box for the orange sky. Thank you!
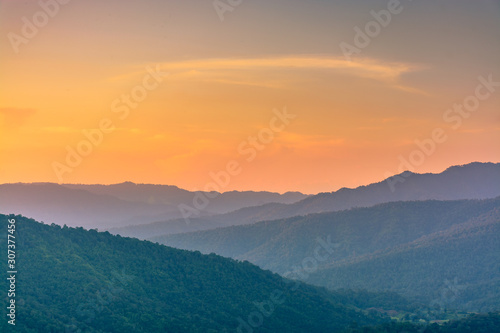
[1,0,499,194]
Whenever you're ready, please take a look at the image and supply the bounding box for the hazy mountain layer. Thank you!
[0,182,306,229]
[64,182,307,214]
[113,162,500,239]
[152,198,500,311]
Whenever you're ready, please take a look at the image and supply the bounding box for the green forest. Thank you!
[153,198,500,312]
[0,214,386,332]
[1,213,498,332]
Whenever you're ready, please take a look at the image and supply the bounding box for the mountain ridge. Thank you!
[0,182,308,229]
[112,162,500,239]
[0,214,388,332]
[151,197,500,311]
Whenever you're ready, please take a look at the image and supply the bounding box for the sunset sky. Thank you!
[1,0,499,194]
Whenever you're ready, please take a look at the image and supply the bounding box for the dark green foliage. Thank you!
[308,207,500,312]
[0,214,387,332]
[153,198,500,311]
[343,312,500,333]
[331,289,423,313]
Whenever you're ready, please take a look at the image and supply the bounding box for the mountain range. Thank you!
[0,182,306,229]
[112,162,500,239]
[1,162,497,234]
[0,214,390,332]
[151,197,500,312]
[1,161,499,331]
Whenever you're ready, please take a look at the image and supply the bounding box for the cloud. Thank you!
[0,108,36,128]
[162,56,417,74]
[166,55,423,86]
[206,78,285,89]
[115,55,425,92]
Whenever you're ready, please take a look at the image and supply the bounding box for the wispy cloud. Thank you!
[207,78,285,89]
[113,55,425,92]
[392,84,430,96]
[162,56,419,77]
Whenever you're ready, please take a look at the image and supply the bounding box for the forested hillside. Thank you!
[343,312,500,333]
[308,207,500,312]
[152,198,500,311]
[0,214,388,332]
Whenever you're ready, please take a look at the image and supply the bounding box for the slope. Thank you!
[151,198,500,311]
[307,207,500,312]
[0,214,386,333]
[151,198,500,272]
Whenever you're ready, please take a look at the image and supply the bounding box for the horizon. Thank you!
[2,160,497,196]
[1,0,499,193]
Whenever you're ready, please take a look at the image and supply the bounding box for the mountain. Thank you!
[106,204,292,240]
[0,214,388,332]
[307,207,500,312]
[151,197,500,311]
[0,182,307,230]
[0,183,184,229]
[290,162,500,216]
[112,162,500,239]
[63,182,308,214]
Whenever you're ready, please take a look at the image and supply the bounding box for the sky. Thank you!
[0,0,499,194]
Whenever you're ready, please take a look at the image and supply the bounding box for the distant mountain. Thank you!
[0,183,183,229]
[0,182,307,229]
[151,197,500,311]
[290,162,500,215]
[307,206,500,312]
[64,182,308,214]
[113,162,500,239]
[106,204,289,240]
[0,214,388,332]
